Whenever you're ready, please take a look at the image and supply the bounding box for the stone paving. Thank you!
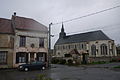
[0,62,120,80]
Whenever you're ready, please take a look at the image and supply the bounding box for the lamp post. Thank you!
[48,23,53,67]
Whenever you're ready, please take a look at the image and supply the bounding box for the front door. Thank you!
[82,53,88,64]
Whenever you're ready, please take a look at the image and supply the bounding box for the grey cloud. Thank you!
[0,0,120,48]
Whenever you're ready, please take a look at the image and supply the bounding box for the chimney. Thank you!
[14,12,16,16]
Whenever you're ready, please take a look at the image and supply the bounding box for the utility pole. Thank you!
[48,23,52,67]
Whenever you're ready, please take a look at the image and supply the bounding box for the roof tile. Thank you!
[13,16,48,32]
[0,18,14,34]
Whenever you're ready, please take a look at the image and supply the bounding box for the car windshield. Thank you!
[30,61,36,64]
[30,61,44,64]
[36,61,44,64]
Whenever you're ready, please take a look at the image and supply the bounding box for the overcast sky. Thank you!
[0,0,120,48]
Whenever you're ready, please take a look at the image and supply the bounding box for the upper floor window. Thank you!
[39,38,44,48]
[20,36,26,47]
[0,51,7,64]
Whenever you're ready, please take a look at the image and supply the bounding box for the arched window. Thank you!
[58,52,60,55]
[91,45,96,56]
[100,44,107,55]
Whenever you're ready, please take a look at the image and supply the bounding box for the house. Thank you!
[0,13,48,68]
[54,24,117,63]
[0,18,14,68]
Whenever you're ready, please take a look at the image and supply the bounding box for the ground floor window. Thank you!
[0,51,7,64]
[37,53,44,61]
[16,52,28,63]
[37,52,47,62]
[19,57,25,63]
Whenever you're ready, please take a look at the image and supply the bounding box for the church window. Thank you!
[91,45,96,56]
[100,44,108,55]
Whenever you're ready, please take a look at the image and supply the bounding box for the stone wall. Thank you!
[0,34,14,48]
[54,40,117,58]
[13,30,48,67]
[15,30,48,50]
[0,34,14,68]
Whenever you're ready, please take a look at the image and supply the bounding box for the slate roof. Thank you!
[12,16,48,32]
[0,18,14,34]
[0,15,48,34]
[55,30,111,45]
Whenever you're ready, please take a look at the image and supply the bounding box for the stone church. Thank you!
[54,24,117,63]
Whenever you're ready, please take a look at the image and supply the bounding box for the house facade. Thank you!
[54,24,117,63]
[0,13,48,68]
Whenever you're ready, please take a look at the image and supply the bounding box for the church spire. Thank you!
[61,22,64,32]
[59,23,66,38]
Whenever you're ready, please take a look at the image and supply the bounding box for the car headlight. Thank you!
[19,66,23,68]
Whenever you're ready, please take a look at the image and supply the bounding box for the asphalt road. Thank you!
[0,62,120,80]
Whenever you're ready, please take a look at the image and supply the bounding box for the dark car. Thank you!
[18,61,46,71]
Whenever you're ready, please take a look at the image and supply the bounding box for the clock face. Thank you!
[31,43,35,48]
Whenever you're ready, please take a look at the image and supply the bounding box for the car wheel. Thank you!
[42,66,45,70]
[24,67,29,71]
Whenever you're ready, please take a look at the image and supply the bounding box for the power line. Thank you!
[66,23,120,34]
[52,5,120,25]
[52,23,120,36]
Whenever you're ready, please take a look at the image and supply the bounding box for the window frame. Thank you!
[39,38,44,48]
[0,51,7,64]
[19,36,26,47]
[100,44,108,55]
[91,45,96,56]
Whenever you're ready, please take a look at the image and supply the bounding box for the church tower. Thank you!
[59,23,66,38]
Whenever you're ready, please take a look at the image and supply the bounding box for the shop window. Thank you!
[16,52,27,63]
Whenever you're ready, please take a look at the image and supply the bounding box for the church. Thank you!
[54,24,117,63]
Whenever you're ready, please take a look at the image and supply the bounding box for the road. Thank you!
[0,62,120,80]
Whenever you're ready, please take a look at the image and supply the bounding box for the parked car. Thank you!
[18,61,46,71]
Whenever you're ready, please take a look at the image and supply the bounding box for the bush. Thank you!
[90,61,107,64]
[59,59,66,64]
[113,65,120,68]
[51,58,59,64]
[110,58,118,62]
[67,59,73,65]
